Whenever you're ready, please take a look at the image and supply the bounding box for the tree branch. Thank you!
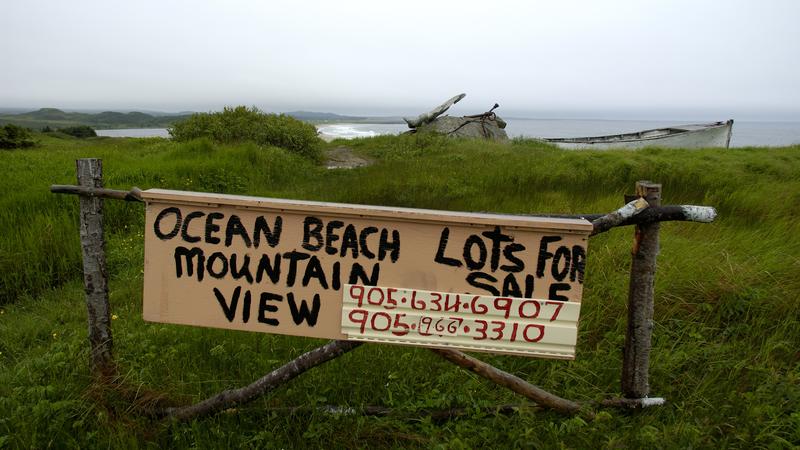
[429,348,592,418]
[161,340,362,421]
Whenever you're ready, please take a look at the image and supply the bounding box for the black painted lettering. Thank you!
[205,212,224,245]
[255,253,281,284]
[253,215,282,248]
[325,220,344,255]
[258,292,282,326]
[501,243,526,273]
[242,290,251,323]
[466,272,500,296]
[225,215,252,248]
[340,224,359,258]
[154,207,182,240]
[536,236,562,278]
[378,229,400,263]
[501,273,523,298]
[213,286,240,322]
[174,246,205,281]
[571,245,586,283]
[331,261,341,291]
[230,253,254,284]
[482,226,513,272]
[548,283,571,301]
[348,262,380,286]
[302,255,329,289]
[434,227,462,267]
[287,293,320,327]
[524,274,534,298]
[206,252,229,279]
[180,211,204,243]
[302,216,323,251]
[552,246,571,281]
[283,250,310,287]
[463,235,487,271]
[359,227,378,259]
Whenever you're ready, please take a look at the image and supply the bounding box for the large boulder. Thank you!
[415,115,508,140]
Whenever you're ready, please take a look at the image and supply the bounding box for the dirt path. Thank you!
[324,146,373,169]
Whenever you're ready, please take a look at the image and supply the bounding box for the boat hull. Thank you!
[544,120,733,149]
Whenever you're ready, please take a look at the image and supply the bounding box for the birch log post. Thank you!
[76,158,114,375]
[621,181,662,398]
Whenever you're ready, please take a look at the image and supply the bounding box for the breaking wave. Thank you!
[317,124,378,140]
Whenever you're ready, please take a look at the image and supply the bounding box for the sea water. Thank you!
[317,119,800,147]
[97,119,800,147]
[95,128,171,138]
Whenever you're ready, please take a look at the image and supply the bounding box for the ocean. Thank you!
[97,119,800,147]
[316,119,800,147]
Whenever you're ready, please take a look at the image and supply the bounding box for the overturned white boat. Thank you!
[544,120,734,149]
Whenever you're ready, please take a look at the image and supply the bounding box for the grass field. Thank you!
[1,134,799,448]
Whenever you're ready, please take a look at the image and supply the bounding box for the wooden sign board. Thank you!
[142,189,592,359]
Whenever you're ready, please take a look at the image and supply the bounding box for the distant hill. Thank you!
[0,107,406,130]
[0,108,192,130]
[285,111,365,122]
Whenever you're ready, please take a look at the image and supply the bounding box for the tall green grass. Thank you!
[0,134,798,448]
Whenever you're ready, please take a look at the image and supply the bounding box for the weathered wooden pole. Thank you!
[163,340,362,420]
[76,158,114,375]
[430,348,590,418]
[621,181,661,398]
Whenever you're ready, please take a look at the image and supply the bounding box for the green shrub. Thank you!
[0,124,36,149]
[58,125,97,138]
[168,106,322,161]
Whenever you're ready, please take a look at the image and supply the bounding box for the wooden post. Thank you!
[621,181,661,398]
[76,158,114,374]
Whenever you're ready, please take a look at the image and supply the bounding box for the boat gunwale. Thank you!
[543,120,732,145]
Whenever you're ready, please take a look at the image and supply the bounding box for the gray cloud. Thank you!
[1,0,798,120]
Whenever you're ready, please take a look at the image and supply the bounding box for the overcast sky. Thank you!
[1,0,799,120]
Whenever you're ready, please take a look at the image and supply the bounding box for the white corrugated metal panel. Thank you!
[341,284,582,359]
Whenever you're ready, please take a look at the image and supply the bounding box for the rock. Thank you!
[325,146,373,169]
[416,115,509,140]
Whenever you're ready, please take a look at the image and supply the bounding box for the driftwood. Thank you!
[532,204,716,235]
[403,93,466,128]
[51,184,143,202]
[590,197,649,235]
[622,182,661,398]
[429,348,591,418]
[162,340,362,421]
[76,159,115,375]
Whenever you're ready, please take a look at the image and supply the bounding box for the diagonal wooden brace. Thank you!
[429,348,592,419]
[162,340,362,421]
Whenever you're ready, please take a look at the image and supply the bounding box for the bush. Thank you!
[168,106,322,161]
[58,125,97,138]
[0,124,36,149]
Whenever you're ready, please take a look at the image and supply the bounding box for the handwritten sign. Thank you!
[141,189,592,358]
